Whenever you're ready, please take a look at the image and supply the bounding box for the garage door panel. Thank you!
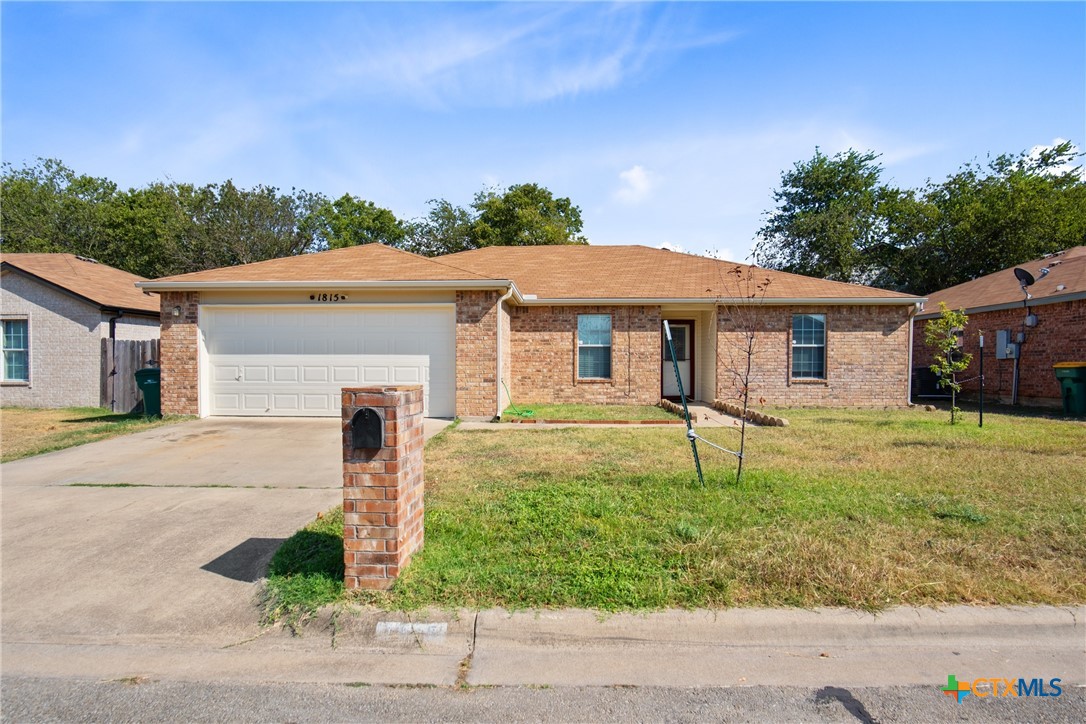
[243,366,269,382]
[273,394,300,411]
[302,394,330,412]
[332,367,359,383]
[205,307,454,417]
[213,393,241,412]
[272,366,298,382]
[213,365,240,383]
[363,367,390,382]
[244,393,271,411]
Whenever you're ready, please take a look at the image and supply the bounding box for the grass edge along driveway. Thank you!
[264,407,1085,620]
[1,407,187,462]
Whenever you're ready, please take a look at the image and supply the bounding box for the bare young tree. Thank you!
[712,263,773,484]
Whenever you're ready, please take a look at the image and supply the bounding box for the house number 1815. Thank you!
[309,293,348,302]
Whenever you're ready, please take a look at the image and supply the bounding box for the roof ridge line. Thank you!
[378,244,496,281]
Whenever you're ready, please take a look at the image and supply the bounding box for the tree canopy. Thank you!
[471,183,587,248]
[402,184,588,256]
[1,160,588,275]
[754,149,887,283]
[1,160,319,277]
[308,194,406,250]
[755,141,1086,294]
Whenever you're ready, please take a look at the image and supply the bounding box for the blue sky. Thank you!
[3,2,1083,262]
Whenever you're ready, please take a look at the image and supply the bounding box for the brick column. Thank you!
[159,291,200,415]
[342,385,425,590]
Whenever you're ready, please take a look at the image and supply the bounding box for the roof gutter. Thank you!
[914,290,1086,319]
[516,296,924,306]
[137,278,524,300]
[135,279,917,306]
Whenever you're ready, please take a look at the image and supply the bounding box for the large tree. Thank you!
[1,158,119,263]
[402,183,588,256]
[754,149,889,284]
[1,159,320,276]
[755,142,1086,294]
[402,198,477,257]
[471,183,587,248]
[166,181,319,273]
[891,142,1086,293]
[307,193,406,250]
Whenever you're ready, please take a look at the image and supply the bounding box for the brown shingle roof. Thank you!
[143,243,492,285]
[138,242,919,302]
[920,246,1086,317]
[0,253,159,314]
[445,245,918,301]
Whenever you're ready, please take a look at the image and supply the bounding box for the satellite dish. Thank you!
[1014,268,1035,287]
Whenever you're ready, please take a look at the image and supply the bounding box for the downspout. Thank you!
[907,303,918,405]
[107,310,124,412]
[495,286,515,419]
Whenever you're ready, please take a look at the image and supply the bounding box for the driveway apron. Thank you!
[0,417,447,657]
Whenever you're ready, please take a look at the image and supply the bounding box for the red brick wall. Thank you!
[159,291,199,415]
[508,305,661,405]
[341,386,425,590]
[455,290,499,418]
[717,304,914,407]
[913,299,1086,406]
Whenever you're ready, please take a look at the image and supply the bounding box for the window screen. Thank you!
[791,314,826,379]
[3,320,29,382]
[577,314,612,379]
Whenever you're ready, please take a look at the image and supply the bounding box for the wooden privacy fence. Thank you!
[101,339,160,413]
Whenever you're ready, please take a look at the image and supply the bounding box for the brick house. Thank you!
[138,244,922,419]
[912,246,1086,407]
[1,254,160,408]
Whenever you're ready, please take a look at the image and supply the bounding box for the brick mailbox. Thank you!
[341,386,425,590]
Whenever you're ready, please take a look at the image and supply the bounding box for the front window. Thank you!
[791,314,826,379]
[3,319,29,382]
[577,314,612,379]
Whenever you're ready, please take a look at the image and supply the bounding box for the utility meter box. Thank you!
[996,330,1019,360]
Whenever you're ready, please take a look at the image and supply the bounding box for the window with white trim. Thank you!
[3,319,29,382]
[791,314,826,379]
[577,314,612,379]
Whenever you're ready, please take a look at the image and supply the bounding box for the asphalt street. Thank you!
[3,677,1084,723]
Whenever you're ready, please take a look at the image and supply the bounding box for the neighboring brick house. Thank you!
[138,244,923,419]
[912,246,1086,408]
[1,254,160,409]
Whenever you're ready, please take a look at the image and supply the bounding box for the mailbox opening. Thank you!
[350,407,384,449]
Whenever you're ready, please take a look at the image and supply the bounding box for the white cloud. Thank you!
[320,4,737,109]
[657,241,686,254]
[1026,138,1083,177]
[614,165,655,204]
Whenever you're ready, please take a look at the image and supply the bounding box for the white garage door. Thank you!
[203,306,455,417]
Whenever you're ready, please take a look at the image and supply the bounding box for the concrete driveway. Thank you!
[1,416,451,661]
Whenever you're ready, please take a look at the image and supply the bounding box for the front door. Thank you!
[661,321,693,399]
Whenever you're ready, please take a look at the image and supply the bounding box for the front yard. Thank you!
[265,408,1085,616]
[0,407,182,462]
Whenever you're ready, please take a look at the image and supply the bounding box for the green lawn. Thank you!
[501,402,680,421]
[264,407,1086,618]
[0,407,185,462]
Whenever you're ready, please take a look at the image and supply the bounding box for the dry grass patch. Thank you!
[1,407,184,462]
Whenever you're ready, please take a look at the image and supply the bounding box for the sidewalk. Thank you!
[5,605,1082,688]
[458,402,743,431]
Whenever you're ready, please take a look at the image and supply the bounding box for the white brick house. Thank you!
[1,254,160,409]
